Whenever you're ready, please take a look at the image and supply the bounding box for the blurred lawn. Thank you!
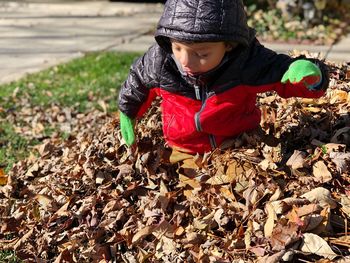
[0,51,140,171]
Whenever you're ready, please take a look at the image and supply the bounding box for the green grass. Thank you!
[0,122,37,168]
[0,51,139,111]
[0,51,139,169]
[0,250,19,263]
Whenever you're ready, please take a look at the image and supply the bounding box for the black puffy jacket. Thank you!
[118,0,329,153]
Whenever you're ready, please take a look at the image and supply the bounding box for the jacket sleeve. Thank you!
[242,39,329,98]
[118,44,165,119]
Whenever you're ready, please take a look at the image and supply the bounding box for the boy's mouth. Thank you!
[185,70,201,76]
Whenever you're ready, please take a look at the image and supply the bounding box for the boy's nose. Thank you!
[179,52,192,68]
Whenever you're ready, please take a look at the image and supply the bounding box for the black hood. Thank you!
[155,0,251,52]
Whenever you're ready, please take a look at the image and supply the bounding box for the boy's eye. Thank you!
[197,53,208,58]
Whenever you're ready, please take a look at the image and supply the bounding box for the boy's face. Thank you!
[171,40,234,76]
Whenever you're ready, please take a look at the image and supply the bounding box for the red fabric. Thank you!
[136,88,160,118]
[137,82,325,154]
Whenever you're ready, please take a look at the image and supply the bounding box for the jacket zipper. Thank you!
[193,80,217,150]
[194,84,201,100]
[194,83,203,131]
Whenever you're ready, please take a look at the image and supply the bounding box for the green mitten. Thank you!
[119,111,135,146]
[281,59,322,90]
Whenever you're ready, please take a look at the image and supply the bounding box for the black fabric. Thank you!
[155,0,250,51]
[118,45,164,118]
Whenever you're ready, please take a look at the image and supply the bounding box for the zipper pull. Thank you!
[194,84,201,100]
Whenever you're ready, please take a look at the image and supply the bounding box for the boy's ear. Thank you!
[225,42,238,52]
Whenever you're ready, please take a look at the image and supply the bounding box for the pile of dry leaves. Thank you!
[0,56,350,262]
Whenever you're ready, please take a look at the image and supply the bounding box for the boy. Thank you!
[118,0,329,154]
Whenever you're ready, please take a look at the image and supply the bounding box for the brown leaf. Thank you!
[54,249,74,263]
[286,150,306,170]
[330,235,350,248]
[256,250,286,263]
[185,231,204,244]
[301,187,337,209]
[270,222,299,251]
[153,220,175,240]
[155,236,177,259]
[34,194,58,212]
[313,161,332,183]
[329,89,349,104]
[340,195,350,216]
[346,69,350,80]
[264,202,276,237]
[329,152,350,173]
[1,217,21,233]
[137,247,154,263]
[169,150,193,163]
[0,168,7,185]
[220,186,237,201]
[296,203,322,217]
[206,160,245,185]
[132,225,155,244]
[14,228,34,250]
[178,174,201,189]
[102,200,122,214]
[301,214,324,232]
[300,233,338,260]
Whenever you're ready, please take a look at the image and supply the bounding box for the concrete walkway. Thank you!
[0,1,163,84]
[0,1,349,85]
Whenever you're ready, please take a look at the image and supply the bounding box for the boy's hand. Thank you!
[281,59,322,90]
[119,111,135,146]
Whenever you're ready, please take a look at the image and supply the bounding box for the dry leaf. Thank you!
[53,249,73,263]
[256,250,286,263]
[245,220,253,248]
[206,173,234,185]
[206,160,244,185]
[178,174,201,189]
[286,150,306,170]
[0,168,7,185]
[329,236,350,248]
[153,220,174,240]
[313,161,332,183]
[132,225,155,244]
[329,89,349,104]
[2,63,350,262]
[301,214,324,232]
[329,152,350,173]
[34,194,58,212]
[270,222,299,251]
[296,203,322,217]
[340,196,350,216]
[300,233,338,260]
[264,202,276,237]
[220,186,236,201]
[169,150,193,163]
[301,187,337,209]
[303,106,322,113]
[155,236,177,259]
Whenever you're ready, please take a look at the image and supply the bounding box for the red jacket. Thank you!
[126,66,326,154]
